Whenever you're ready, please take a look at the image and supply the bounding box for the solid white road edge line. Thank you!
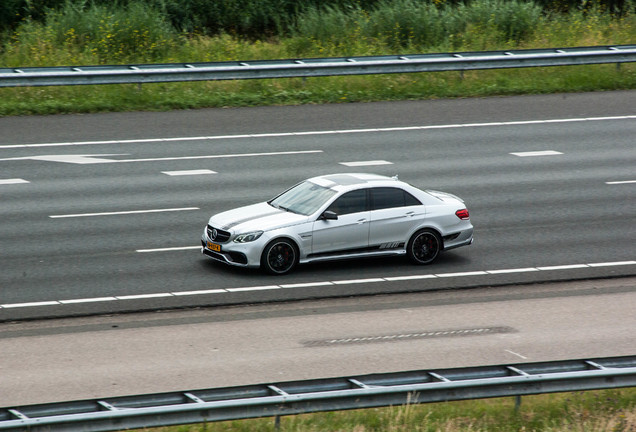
[1,150,323,164]
[1,260,634,309]
[137,246,201,253]
[50,207,199,218]
[2,115,635,149]
[0,178,29,185]
[606,180,636,185]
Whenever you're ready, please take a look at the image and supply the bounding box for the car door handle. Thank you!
[404,211,415,217]
[357,218,367,224]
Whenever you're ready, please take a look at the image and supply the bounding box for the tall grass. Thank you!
[146,389,636,432]
[292,0,544,50]
[3,0,180,65]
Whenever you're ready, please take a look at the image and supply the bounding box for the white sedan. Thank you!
[201,173,473,275]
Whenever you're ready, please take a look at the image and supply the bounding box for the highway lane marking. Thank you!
[486,267,538,274]
[1,115,635,149]
[115,293,173,300]
[332,278,385,285]
[226,285,280,292]
[588,261,636,267]
[510,150,564,157]
[0,150,323,164]
[0,154,127,164]
[436,271,488,277]
[162,169,217,176]
[2,260,634,309]
[606,180,636,185]
[536,264,588,271]
[0,178,29,185]
[50,207,199,218]
[137,246,200,253]
[2,301,60,308]
[384,274,437,281]
[339,160,393,167]
[172,289,226,296]
[59,297,117,304]
[280,281,334,288]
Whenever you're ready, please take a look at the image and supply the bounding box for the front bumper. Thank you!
[201,229,262,268]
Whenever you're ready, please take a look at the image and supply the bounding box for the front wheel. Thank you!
[261,239,298,275]
[407,229,442,265]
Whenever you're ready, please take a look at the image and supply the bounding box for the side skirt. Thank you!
[302,245,406,264]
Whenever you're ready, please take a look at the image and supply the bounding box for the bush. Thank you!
[0,0,633,42]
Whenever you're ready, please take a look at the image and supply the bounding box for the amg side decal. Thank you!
[379,242,404,249]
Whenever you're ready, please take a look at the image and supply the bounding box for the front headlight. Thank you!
[233,231,264,243]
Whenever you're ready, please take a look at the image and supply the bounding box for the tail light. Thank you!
[455,209,470,220]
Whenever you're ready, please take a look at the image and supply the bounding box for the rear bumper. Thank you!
[442,228,474,251]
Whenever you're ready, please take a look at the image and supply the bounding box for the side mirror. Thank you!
[320,210,338,220]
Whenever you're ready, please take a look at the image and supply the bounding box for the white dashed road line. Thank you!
[162,169,217,176]
[2,260,634,309]
[510,150,564,157]
[339,160,393,167]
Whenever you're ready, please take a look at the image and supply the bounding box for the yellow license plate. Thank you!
[207,242,221,252]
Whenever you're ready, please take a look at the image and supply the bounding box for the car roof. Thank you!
[308,173,401,190]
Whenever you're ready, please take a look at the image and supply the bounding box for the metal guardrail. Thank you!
[1,45,635,87]
[1,356,635,432]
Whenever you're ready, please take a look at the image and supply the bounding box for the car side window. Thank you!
[371,187,422,210]
[327,189,368,215]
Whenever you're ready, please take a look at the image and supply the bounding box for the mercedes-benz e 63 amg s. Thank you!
[202,173,473,275]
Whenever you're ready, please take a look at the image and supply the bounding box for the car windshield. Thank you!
[269,180,337,216]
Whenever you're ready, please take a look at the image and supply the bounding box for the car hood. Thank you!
[208,202,309,233]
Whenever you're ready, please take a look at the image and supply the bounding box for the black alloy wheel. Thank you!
[261,239,298,275]
[407,229,442,264]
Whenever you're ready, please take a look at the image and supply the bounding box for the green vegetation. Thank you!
[147,389,636,432]
[0,0,635,115]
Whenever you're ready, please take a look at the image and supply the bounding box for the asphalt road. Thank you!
[1,277,634,406]
[1,91,635,321]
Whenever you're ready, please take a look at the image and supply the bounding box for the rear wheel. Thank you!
[261,239,298,275]
[407,229,441,265]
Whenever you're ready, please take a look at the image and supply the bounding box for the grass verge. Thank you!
[1,63,635,116]
[145,388,636,432]
[1,0,635,116]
